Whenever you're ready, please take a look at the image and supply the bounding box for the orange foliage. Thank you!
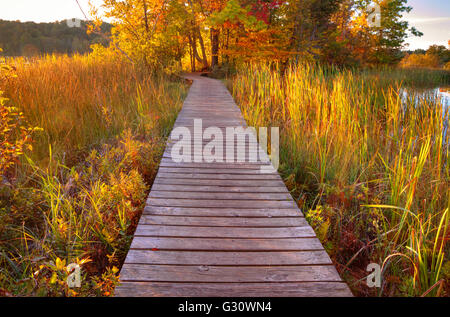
[401,53,441,69]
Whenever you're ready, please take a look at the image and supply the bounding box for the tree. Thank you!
[283,0,344,63]
[400,52,440,69]
[87,0,426,69]
[97,0,186,69]
[184,0,211,70]
[208,0,291,64]
[324,0,424,66]
[349,0,422,65]
[426,45,450,65]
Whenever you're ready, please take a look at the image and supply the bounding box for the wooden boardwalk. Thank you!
[115,75,352,297]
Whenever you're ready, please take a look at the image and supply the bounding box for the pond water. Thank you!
[402,87,449,109]
[432,87,449,108]
[400,87,449,140]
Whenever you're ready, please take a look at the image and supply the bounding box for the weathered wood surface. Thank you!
[115,74,352,297]
[116,282,352,297]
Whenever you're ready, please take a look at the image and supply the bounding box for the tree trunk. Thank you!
[211,28,219,68]
[196,27,209,70]
[190,27,208,69]
[188,33,196,72]
[225,28,230,63]
[143,0,149,33]
[187,0,209,70]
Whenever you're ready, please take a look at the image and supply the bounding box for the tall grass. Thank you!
[2,54,183,161]
[231,63,449,296]
[0,54,187,296]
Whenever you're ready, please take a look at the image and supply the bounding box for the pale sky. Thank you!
[0,0,103,23]
[0,0,449,50]
[403,0,450,50]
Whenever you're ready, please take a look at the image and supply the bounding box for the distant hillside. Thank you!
[0,19,112,56]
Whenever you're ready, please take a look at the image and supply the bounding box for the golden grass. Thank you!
[0,53,187,296]
[231,63,449,296]
[2,54,184,161]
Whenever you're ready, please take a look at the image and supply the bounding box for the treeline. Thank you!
[0,19,111,56]
[89,0,426,71]
[402,44,450,69]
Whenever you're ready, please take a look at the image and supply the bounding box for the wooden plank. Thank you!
[119,264,342,282]
[164,150,262,157]
[178,109,242,114]
[159,161,269,168]
[173,122,250,128]
[167,137,259,143]
[174,119,247,124]
[115,282,353,297]
[153,178,285,187]
[159,161,269,169]
[143,206,303,217]
[155,173,281,180]
[148,191,291,201]
[161,154,269,163]
[166,141,260,147]
[151,184,287,193]
[175,112,244,116]
[134,225,316,238]
[130,237,324,251]
[173,123,249,128]
[164,150,263,157]
[123,250,332,265]
[162,153,266,161]
[171,123,250,127]
[139,215,307,227]
[157,167,272,175]
[163,143,266,151]
[146,198,297,209]
[164,143,262,149]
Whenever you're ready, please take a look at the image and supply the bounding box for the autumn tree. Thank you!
[90,0,425,69]
[364,0,421,64]
[426,45,450,65]
[333,0,423,66]
[207,0,294,65]
[199,0,228,68]
[95,0,187,69]
[400,44,450,69]
[400,52,440,68]
[286,0,343,62]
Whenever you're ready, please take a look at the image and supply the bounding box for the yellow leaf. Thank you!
[77,257,92,265]
[49,272,57,284]
[55,257,66,270]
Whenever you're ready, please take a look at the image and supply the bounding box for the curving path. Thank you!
[115,74,352,297]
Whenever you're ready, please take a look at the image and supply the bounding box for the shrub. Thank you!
[400,53,441,68]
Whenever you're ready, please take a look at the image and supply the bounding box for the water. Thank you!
[401,87,449,109]
[433,87,450,108]
[401,87,449,140]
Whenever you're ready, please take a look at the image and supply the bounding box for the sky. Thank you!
[0,0,449,51]
[0,0,105,23]
[403,0,450,50]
